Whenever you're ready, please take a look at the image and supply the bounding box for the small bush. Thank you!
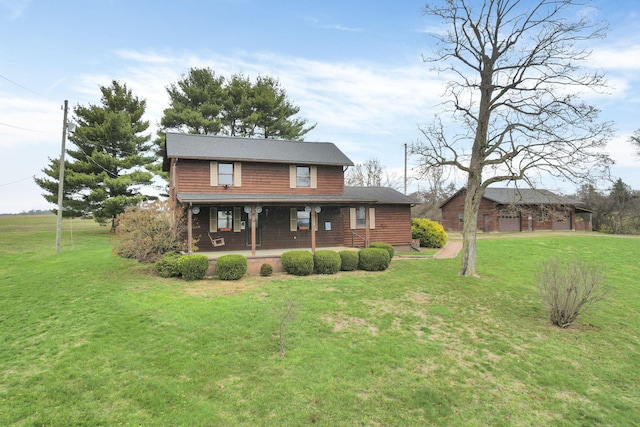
[369,242,394,259]
[178,254,210,281]
[412,218,447,248]
[281,250,314,276]
[216,254,247,280]
[536,258,607,328]
[154,251,183,278]
[339,250,359,271]
[314,250,341,275]
[260,263,273,277]
[358,248,391,271]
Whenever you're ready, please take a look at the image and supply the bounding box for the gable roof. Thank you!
[483,188,582,205]
[165,132,354,166]
[440,187,583,208]
[344,186,415,205]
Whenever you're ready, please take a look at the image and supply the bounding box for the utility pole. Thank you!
[56,100,69,253]
[404,143,408,195]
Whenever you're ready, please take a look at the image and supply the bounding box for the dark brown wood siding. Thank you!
[440,192,498,232]
[340,205,412,247]
[175,160,344,195]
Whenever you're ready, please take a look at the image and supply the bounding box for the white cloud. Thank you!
[0,0,30,19]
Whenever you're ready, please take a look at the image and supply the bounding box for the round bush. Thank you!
[155,251,182,278]
[412,218,447,248]
[369,242,394,259]
[358,248,391,271]
[216,254,247,280]
[281,250,314,276]
[259,263,273,276]
[178,254,210,281]
[339,250,359,271]
[313,250,341,275]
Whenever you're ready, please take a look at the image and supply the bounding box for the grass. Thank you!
[1,215,639,425]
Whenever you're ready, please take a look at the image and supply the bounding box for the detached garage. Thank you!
[440,187,592,233]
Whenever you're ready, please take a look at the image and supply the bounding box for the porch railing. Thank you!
[351,231,367,248]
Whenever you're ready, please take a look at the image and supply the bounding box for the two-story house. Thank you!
[163,132,414,255]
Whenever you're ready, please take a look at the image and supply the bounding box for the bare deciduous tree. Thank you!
[412,0,613,276]
[346,158,402,189]
[631,130,640,158]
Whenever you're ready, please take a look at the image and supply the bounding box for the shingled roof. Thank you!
[440,187,583,208]
[165,132,354,166]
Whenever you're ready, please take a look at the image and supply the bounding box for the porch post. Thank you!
[251,205,257,256]
[311,206,317,253]
[187,204,193,254]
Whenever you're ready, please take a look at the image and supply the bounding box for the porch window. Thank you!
[218,209,233,230]
[218,163,233,185]
[210,207,242,232]
[289,207,318,231]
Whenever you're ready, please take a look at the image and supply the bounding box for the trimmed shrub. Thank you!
[216,254,247,280]
[536,258,607,328]
[314,250,341,275]
[178,254,210,281]
[154,251,183,278]
[412,218,447,248]
[339,250,359,271]
[259,263,273,277]
[281,250,314,276]
[358,248,391,271]
[369,242,394,259]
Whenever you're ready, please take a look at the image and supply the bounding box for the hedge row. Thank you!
[281,242,394,276]
[154,252,248,281]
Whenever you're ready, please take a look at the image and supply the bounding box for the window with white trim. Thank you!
[218,209,233,230]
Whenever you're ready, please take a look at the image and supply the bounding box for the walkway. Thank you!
[433,241,463,259]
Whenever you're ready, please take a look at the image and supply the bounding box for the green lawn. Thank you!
[1,215,639,426]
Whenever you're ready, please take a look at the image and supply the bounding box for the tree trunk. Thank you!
[460,177,483,277]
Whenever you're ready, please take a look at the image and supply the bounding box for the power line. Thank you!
[0,74,46,98]
[0,121,44,133]
[0,175,35,188]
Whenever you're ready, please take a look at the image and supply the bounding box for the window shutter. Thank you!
[310,166,317,189]
[369,207,376,230]
[289,165,297,188]
[209,207,218,232]
[349,207,356,230]
[290,208,298,231]
[210,162,218,187]
[233,162,242,187]
[233,207,242,232]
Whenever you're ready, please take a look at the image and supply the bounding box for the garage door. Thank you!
[498,211,521,232]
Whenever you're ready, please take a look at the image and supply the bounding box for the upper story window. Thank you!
[289,165,317,189]
[218,163,234,185]
[296,166,310,187]
[210,162,241,187]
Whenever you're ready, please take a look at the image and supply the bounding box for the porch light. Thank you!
[256,206,263,213]
[314,206,322,213]
[191,206,200,215]
[244,206,251,213]
[304,205,311,213]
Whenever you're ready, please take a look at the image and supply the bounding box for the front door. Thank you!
[483,214,490,232]
[245,211,262,246]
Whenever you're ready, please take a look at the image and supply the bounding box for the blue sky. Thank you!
[1,0,639,213]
